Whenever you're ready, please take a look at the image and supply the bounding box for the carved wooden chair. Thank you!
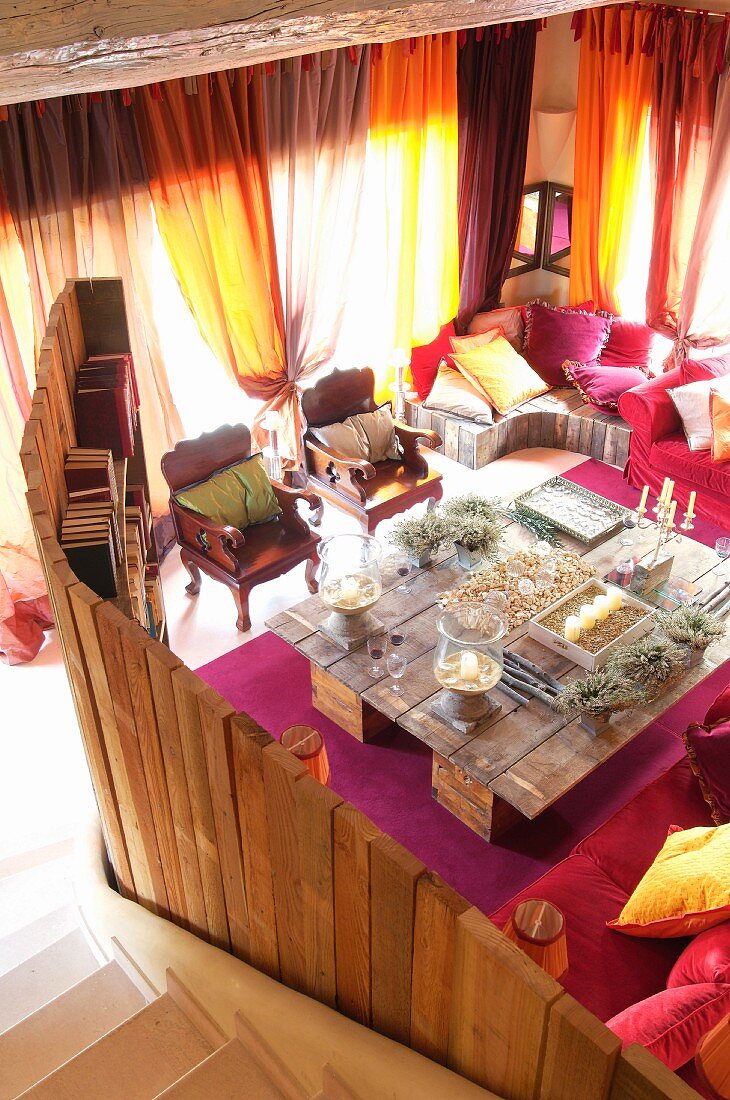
[299,367,443,534]
[162,424,321,632]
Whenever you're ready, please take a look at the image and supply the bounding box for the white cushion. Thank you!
[423,362,494,424]
[668,379,714,451]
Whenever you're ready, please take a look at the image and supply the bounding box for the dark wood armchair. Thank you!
[300,367,443,534]
[162,424,321,633]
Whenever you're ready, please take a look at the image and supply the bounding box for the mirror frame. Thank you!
[505,182,548,280]
[542,183,573,277]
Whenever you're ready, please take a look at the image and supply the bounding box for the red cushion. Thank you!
[683,719,730,824]
[669,923,730,987]
[603,318,658,369]
[563,360,649,414]
[524,304,612,386]
[606,983,730,1070]
[410,322,455,400]
[706,683,730,726]
[650,434,730,498]
[680,354,730,385]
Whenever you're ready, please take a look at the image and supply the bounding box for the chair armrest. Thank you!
[618,368,683,447]
[270,480,322,536]
[304,438,376,505]
[393,421,442,476]
[171,500,244,572]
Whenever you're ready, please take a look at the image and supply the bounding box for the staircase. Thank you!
[0,904,341,1098]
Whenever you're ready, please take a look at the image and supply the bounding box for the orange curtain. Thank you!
[135,73,289,442]
[571,7,655,316]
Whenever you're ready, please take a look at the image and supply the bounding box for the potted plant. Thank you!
[607,636,687,700]
[552,668,641,735]
[388,510,450,567]
[655,606,726,667]
[442,494,503,570]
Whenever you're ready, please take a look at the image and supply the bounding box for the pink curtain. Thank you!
[646,12,724,352]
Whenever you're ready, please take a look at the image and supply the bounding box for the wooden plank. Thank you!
[61,281,87,367]
[590,417,608,461]
[370,835,425,1045]
[311,662,391,741]
[443,417,461,462]
[198,687,250,960]
[609,1045,701,1100]
[540,410,556,449]
[296,775,343,1006]
[565,410,583,453]
[458,423,476,469]
[613,425,632,469]
[262,741,308,994]
[448,907,562,1099]
[333,804,381,1027]
[578,413,594,457]
[146,643,209,938]
[540,994,620,1100]
[410,872,470,1065]
[118,617,187,924]
[231,714,280,980]
[171,665,230,950]
[527,411,543,449]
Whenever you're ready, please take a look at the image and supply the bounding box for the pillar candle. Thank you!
[593,594,611,622]
[667,500,677,528]
[659,477,670,504]
[638,485,650,512]
[340,576,359,601]
[564,615,581,643]
[606,588,623,612]
[666,480,674,503]
[686,491,696,522]
[579,604,597,630]
[460,651,480,682]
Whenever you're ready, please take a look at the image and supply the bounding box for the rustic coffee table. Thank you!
[267,504,727,841]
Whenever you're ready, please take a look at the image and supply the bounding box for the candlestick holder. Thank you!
[318,534,384,651]
[636,504,652,530]
[432,604,505,734]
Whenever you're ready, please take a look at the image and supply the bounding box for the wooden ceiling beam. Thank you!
[0,0,611,106]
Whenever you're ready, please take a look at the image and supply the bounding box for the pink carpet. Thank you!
[196,460,729,917]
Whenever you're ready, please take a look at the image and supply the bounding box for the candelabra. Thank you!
[630,480,696,595]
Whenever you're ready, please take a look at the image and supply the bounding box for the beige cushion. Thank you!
[668,379,714,451]
[451,336,549,415]
[468,306,525,351]
[424,361,494,424]
[310,404,400,463]
[450,326,504,357]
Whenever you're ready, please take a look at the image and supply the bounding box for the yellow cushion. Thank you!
[449,325,504,356]
[711,386,730,462]
[174,454,281,530]
[608,822,730,938]
[451,336,549,414]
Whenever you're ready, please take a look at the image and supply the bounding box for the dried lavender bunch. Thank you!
[442,495,502,558]
[552,668,640,718]
[607,636,687,696]
[655,606,726,650]
[389,511,450,558]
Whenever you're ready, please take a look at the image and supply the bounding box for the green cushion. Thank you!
[174,454,281,530]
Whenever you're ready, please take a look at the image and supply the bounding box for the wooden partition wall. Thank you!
[20,278,698,1100]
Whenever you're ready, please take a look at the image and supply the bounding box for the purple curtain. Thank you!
[456,23,537,333]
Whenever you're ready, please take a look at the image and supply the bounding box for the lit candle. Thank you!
[686,491,696,522]
[564,615,581,643]
[606,588,623,612]
[340,576,359,602]
[667,500,677,528]
[593,594,611,622]
[460,651,480,682]
[638,485,650,512]
[579,604,598,630]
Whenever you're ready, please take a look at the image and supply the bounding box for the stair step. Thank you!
[155,1039,287,1098]
[0,857,75,943]
[18,993,214,1099]
[0,906,79,978]
[0,961,146,1100]
[0,929,99,1034]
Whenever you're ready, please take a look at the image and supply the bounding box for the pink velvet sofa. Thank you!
[619,366,730,530]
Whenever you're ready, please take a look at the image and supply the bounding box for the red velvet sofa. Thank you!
[490,685,730,1094]
[619,367,730,530]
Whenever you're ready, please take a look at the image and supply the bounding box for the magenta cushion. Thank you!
[607,983,730,1070]
[683,719,730,825]
[602,318,657,369]
[563,360,649,414]
[680,354,730,385]
[706,684,730,726]
[410,322,455,401]
[668,924,730,988]
[524,304,612,386]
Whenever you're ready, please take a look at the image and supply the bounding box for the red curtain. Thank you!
[456,23,537,332]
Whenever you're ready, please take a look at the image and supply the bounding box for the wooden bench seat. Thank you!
[404,386,632,470]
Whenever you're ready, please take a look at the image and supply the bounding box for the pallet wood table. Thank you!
[267,499,727,842]
[405,386,633,471]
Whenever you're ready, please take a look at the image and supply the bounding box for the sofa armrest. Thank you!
[618,368,683,447]
[171,500,244,572]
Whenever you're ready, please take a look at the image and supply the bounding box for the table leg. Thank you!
[311,663,391,743]
[431,753,523,842]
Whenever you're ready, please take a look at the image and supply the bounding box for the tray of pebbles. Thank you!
[439,548,594,633]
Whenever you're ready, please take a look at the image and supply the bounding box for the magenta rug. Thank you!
[196,460,729,917]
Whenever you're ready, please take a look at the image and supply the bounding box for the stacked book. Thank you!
[74,353,139,459]
[144,564,164,639]
[61,448,120,599]
[125,507,147,624]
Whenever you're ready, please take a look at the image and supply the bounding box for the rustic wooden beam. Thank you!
[1,0,613,106]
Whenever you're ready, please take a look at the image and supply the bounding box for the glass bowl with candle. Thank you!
[318,534,384,651]
[433,604,506,733]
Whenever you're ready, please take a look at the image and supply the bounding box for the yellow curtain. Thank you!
[571,7,655,316]
[345,35,459,402]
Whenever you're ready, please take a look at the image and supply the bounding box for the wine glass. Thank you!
[386,652,408,694]
[619,511,638,548]
[366,633,387,677]
[389,625,406,648]
[393,554,413,593]
[714,537,730,575]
